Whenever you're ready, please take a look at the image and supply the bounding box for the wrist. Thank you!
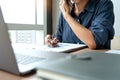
[64,14,72,23]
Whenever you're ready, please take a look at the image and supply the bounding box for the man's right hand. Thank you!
[45,34,59,47]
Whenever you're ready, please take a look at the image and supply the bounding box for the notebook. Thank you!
[0,7,69,75]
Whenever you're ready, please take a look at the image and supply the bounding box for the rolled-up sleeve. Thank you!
[89,0,115,48]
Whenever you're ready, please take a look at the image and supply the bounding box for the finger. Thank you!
[59,0,63,4]
[45,37,52,45]
[54,38,59,43]
[59,0,68,11]
[45,34,52,39]
[51,38,57,43]
[59,0,65,5]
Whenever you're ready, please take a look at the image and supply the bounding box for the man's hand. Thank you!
[45,34,59,47]
[59,0,70,18]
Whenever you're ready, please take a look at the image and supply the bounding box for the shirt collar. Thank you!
[85,0,100,12]
[70,0,99,16]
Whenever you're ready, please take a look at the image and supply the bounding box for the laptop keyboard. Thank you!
[15,54,45,65]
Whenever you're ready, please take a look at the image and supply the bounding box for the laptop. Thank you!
[37,52,120,80]
[0,7,69,75]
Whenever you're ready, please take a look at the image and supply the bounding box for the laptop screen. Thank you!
[0,7,20,74]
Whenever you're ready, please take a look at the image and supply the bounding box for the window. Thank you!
[0,0,44,24]
[0,0,52,46]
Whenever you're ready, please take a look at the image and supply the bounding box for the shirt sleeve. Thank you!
[54,13,64,42]
[89,0,115,49]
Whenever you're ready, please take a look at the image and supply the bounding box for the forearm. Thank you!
[65,14,96,49]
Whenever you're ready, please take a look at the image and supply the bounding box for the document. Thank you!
[12,43,86,53]
[35,43,87,53]
[105,50,120,54]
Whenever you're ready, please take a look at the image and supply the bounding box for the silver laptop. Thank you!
[0,7,69,75]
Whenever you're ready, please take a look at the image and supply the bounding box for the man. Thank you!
[45,0,114,49]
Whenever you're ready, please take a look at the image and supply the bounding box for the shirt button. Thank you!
[77,19,80,22]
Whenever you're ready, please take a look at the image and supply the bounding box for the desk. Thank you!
[0,71,41,80]
[71,48,108,54]
[0,48,107,80]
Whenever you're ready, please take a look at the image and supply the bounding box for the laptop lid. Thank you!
[0,7,20,75]
[37,52,120,80]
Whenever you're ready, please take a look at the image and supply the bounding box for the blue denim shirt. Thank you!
[55,0,115,49]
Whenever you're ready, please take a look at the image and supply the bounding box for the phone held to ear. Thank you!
[66,0,74,8]
[66,0,69,4]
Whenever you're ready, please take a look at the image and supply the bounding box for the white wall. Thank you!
[52,0,60,33]
[112,0,120,36]
[111,0,120,49]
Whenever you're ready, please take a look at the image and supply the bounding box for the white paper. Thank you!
[35,43,86,52]
[105,50,120,54]
[12,43,86,53]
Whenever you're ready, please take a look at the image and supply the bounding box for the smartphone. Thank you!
[66,0,73,7]
[66,0,69,4]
